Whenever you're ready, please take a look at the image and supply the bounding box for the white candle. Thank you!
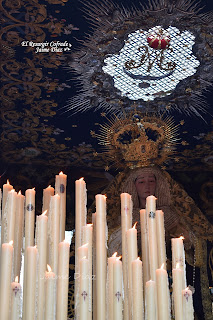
[132,258,144,320]
[1,181,13,245]
[145,280,157,320]
[113,258,123,320]
[0,241,13,320]
[156,210,166,269]
[79,257,89,320]
[146,196,158,282]
[156,265,170,320]
[24,246,37,320]
[121,193,132,320]
[172,237,186,288]
[11,276,22,320]
[92,213,97,320]
[55,172,67,242]
[96,194,107,320]
[45,265,56,320]
[75,178,87,313]
[2,189,17,244]
[56,241,70,320]
[126,223,138,319]
[36,211,48,320]
[140,209,150,293]
[48,194,60,274]
[82,224,93,320]
[42,185,54,213]
[182,287,194,320]
[23,188,36,320]
[172,264,183,320]
[13,191,25,280]
[107,252,117,320]
[25,188,36,248]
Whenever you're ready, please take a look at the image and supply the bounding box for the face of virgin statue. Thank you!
[135,172,156,206]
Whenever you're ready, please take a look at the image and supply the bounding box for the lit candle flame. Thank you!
[48,185,52,188]
[82,256,87,259]
[137,257,140,261]
[7,179,10,185]
[112,252,117,258]
[9,240,13,246]
[161,263,164,269]
[32,187,35,191]
[42,210,47,216]
[87,224,93,227]
[47,264,52,272]
[15,276,19,283]
[10,189,15,193]
[176,263,180,269]
[179,236,184,240]
[55,193,59,197]
[59,171,64,175]
[81,243,89,248]
[116,256,122,261]
[133,222,137,229]
[18,190,22,195]
[79,177,84,181]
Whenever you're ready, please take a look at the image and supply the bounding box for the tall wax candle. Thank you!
[79,257,89,320]
[36,211,48,320]
[13,191,25,280]
[25,188,36,248]
[146,196,158,282]
[82,224,93,320]
[171,237,186,288]
[0,241,13,320]
[107,252,117,320]
[121,193,132,320]
[113,257,123,320]
[95,194,107,320]
[140,209,150,293]
[75,178,87,312]
[182,287,194,320]
[126,223,138,319]
[132,258,144,320]
[156,265,170,320]
[76,244,89,319]
[48,194,60,274]
[92,213,97,320]
[42,185,54,213]
[55,172,67,242]
[2,189,17,244]
[145,280,157,320]
[11,276,22,320]
[156,210,167,269]
[45,265,56,320]
[23,187,35,320]
[56,241,70,320]
[172,265,183,320]
[23,246,37,320]
[1,181,13,245]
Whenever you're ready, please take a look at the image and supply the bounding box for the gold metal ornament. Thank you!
[96,112,179,169]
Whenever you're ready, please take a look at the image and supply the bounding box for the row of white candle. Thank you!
[74,179,194,320]
[0,239,70,320]
[0,172,70,320]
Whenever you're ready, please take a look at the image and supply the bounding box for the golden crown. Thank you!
[95,112,179,169]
